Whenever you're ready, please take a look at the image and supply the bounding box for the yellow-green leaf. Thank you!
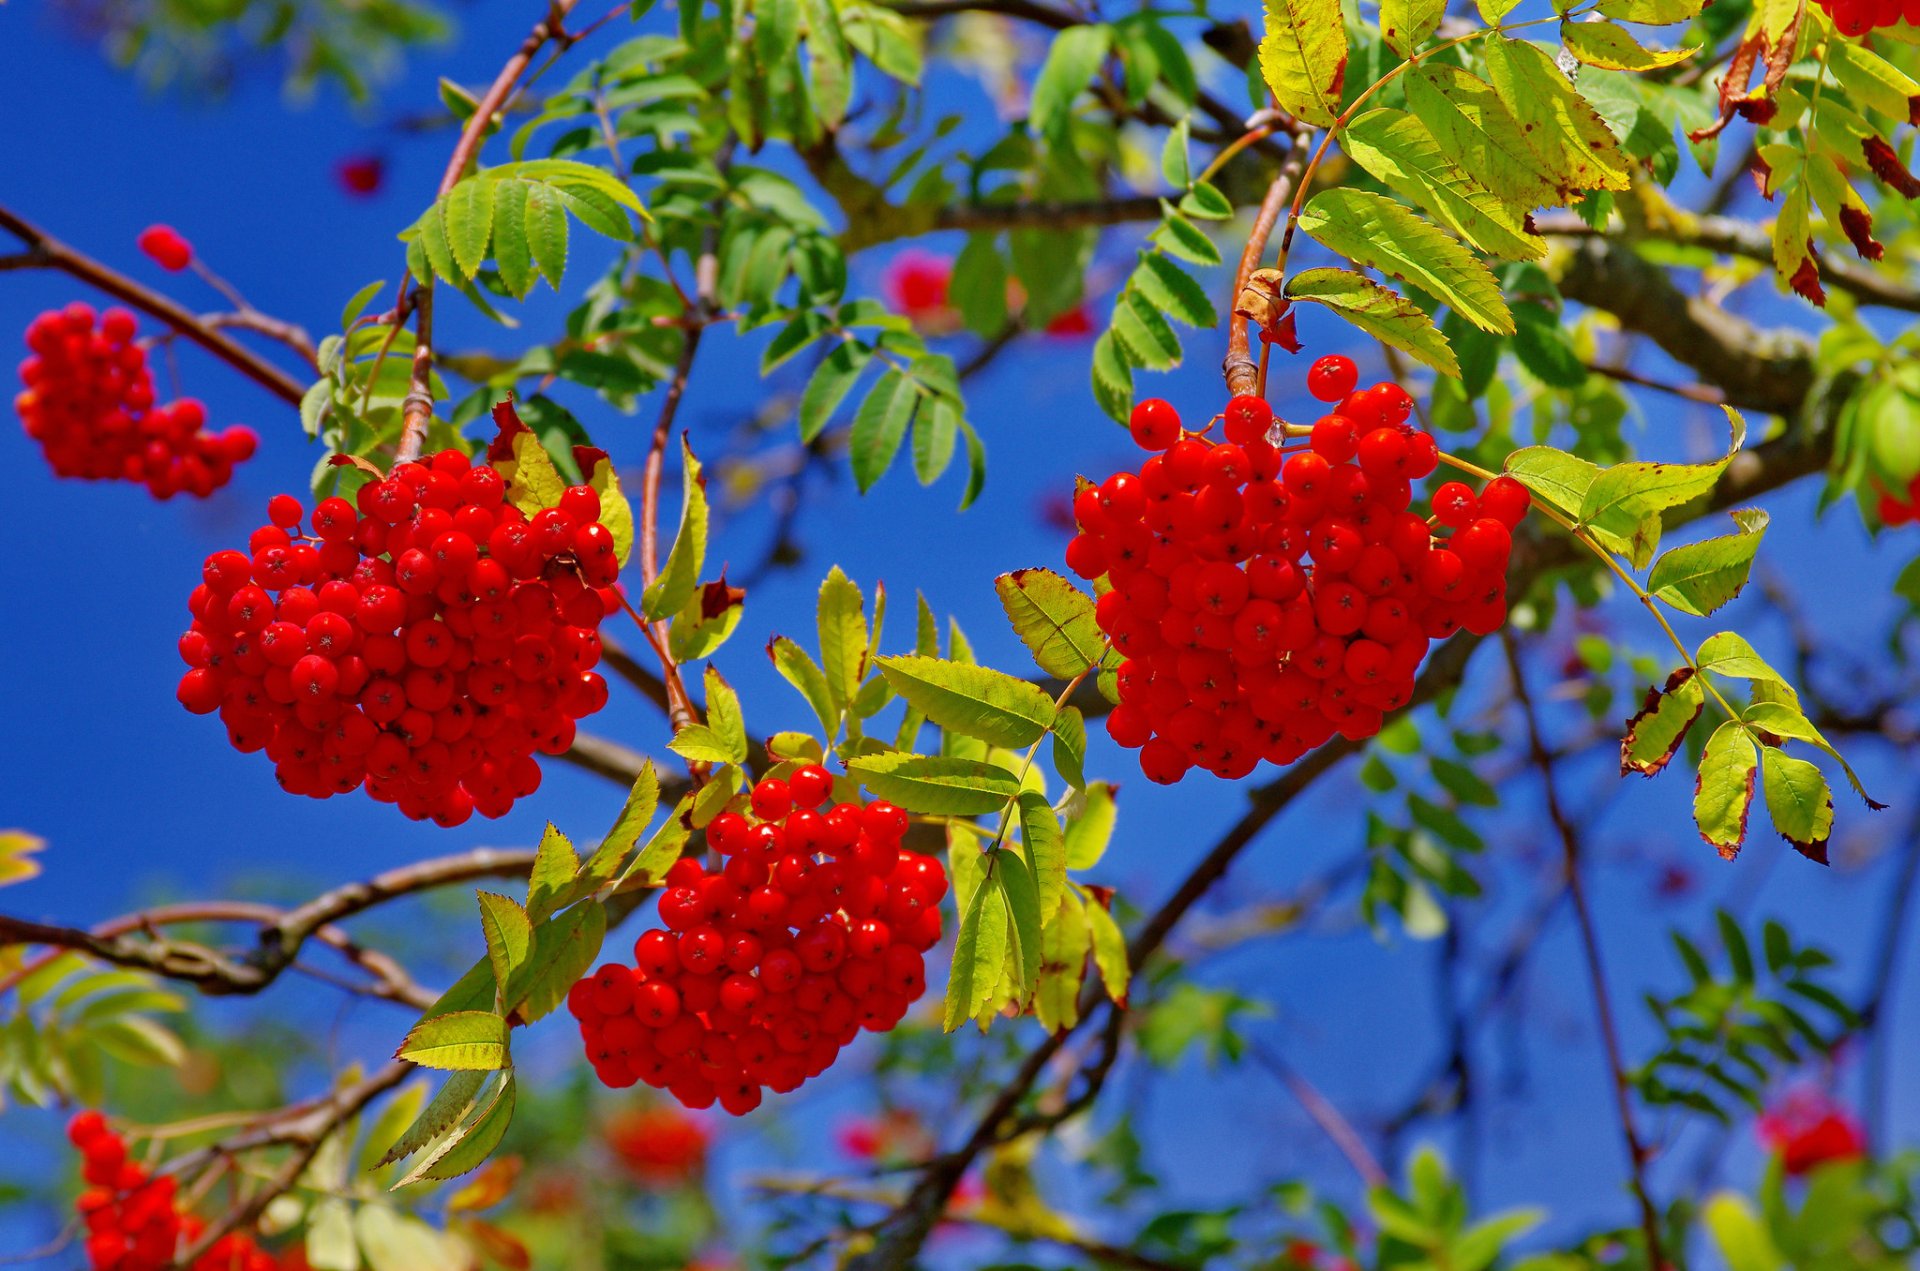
[848,752,1023,815]
[1382,0,1446,55]
[1646,509,1769,617]
[1561,20,1695,70]
[1761,751,1833,863]
[1285,267,1461,377]
[1482,38,1633,194]
[640,436,707,621]
[878,656,1058,748]
[1694,721,1758,859]
[1339,108,1546,259]
[1405,65,1564,209]
[1258,0,1348,127]
[396,1011,509,1071]
[1297,189,1513,334]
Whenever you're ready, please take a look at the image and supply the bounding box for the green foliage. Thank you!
[0,956,186,1108]
[1633,914,1854,1123]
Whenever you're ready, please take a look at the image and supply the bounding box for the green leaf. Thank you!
[340,279,387,330]
[1032,25,1112,140]
[1481,37,1633,195]
[669,583,745,662]
[770,635,837,738]
[1704,1194,1783,1271]
[1258,0,1348,126]
[1695,631,1789,685]
[507,900,606,1024]
[847,752,1023,814]
[1131,254,1216,327]
[799,0,852,124]
[1647,509,1769,617]
[951,236,1009,336]
[475,893,532,1002]
[848,369,920,493]
[1296,189,1513,334]
[402,1074,517,1185]
[705,666,749,763]
[1621,668,1706,777]
[998,846,1044,995]
[1112,289,1184,370]
[944,873,1010,1029]
[913,396,960,486]
[396,1011,509,1071]
[1741,701,1879,808]
[1154,211,1223,266]
[1065,781,1118,869]
[524,182,569,290]
[640,436,707,620]
[490,179,534,299]
[1382,0,1445,53]
[1018,791,1069,917]
[1160,119,1192,187]
[1597,0,1706,21]
[306,1199,358,1271]
[1579,406,1746,568]
[1090,329,1134,424]
[1828,40,1920,129]
[1561,20,1694,70]
[1340,108,1546,260]
[1052,705,1086,790]
[1036,893,1091,1032]
[411,207,459,284]
[800,341,872,442]
[614,814,692,891]
[1085,898,1130,1005]
[1503,445,1599,516]
[1406,65,1563,209]
[1285,268,1460,377]
[442,178,496,279]
[1694,721,1759,859]
[995,569,1110,677]
[570,763,658,903]
[377,1074,488,1167]
[878,656,1058,748]
[1761,751,1834,862]
[355,1206,463,1271]
[818,565,868,722]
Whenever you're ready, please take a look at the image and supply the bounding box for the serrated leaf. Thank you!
[398,1075,517,1186]
[1017,791,1069,919]
[1741,701,1879,808]
[1052,705,1086,790]
[1579,406,1747,568]
[800,340,872,442]
[640,436,707,620]
[1112,289,1184,370]
[1598,0,1706,21]
[577,445,635,568]
[1503,445,1600,515]
[490,179,534,299]
[1090,329,1134,423]
[1064,781,1117,869]
[770,635,836,737]
[1340,109,1546,259]
[878,656,1058,747]
[377,1071,488,1167]
[396,1011,509,1071]
[1828,40,1920,129]
[1036,893,1091,1033]
[1562,20,1695,70]
[1695,721,1759,859]
[442,178,496,279]
[1482,37,1633,195]
[1085,897,1130,1005]
[1161,120,1191,187]
[669,581,745,662]
[1761,751,1833,863]
[1285,268,1460,377]
[1647,509,1769,617]
[945,873,1009,1030]
[912,396,960,485]
[1297,189,1513,334]
[995,569,1110,677]
[1383,0,1445,54]
[1406,65,1564,209]
[817,565,868,724]
[524,183,569,290]
[507,900,605,1024]
[849,369,920,493]
[1258,0,1347,126]
[998,847,1043,997]
[1622,667,1706,776]
[475,894,532,1003]
[1131,254,1216,327]
[848,752,1022,814]
[1032,26,1113,139]
[1154,210,1222,266]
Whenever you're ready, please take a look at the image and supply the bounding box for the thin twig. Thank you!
[1223,122,1311,398]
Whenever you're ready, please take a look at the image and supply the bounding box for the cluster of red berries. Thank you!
[16,304,256,498]
[604,1103,710,1186]
[1816,0,1915,36]
[175,448,619,824]
[136,225,194,273]
[568,768,947,1116]
[67,1113,288,1271]
[1073,356,1530,784]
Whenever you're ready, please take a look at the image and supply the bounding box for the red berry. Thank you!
[1129,398,1181,450]
[1305,355,1358,403]
[137,225,193,271]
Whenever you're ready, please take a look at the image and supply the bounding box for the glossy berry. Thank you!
[15,305,255,498]
[1076,372,1525,785]
[1305,355,1358,403]
[176,449,621,824]
[1129,398,1182,451]
[571,776,945,1115]
[136,225,193,272]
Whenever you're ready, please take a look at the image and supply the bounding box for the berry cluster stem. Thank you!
[1223,120,1315,398]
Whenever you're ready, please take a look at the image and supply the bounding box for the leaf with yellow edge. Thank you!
[1258,0,1347,127]
[574,446,634,567]
[0,830,44,889]
[1561,20,1696,70]
[640,436,708,621]
[1297,189,1513,334]
[1285,268,1460,377]
[1339,109,1546,259]
[486,400,566,516]
[1482,38,1633,194]
[1405,65,1564,209]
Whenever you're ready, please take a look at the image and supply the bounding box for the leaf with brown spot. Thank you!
[1863,136,1920,197]
[1622,667,1706,777]
[1695,721,1759,860]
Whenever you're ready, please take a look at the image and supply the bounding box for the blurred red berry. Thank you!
[1044,304,1093,337]
[605,1104,710,1186]
[1758,1089,1866,1176]
[884,250,953,326]
[137,225,193,272]
[336,155,386,197]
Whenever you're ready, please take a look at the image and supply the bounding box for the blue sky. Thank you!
[2,0,1917,1262]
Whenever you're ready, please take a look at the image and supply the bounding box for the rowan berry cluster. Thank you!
[67,1113,288,1271]
[1816,0,1916,36]
[605,1103,710,1185]
[568,769,947,1115]
[175,448,619,824]
[16,304,257,498]
[1072,356,1530,784]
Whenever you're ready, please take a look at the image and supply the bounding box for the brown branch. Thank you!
[1501,632,1668,1271]
[1223,123,1311,398]
[0,205,308,405]
[397,0,585,462]
[1253,1044,1389,1188]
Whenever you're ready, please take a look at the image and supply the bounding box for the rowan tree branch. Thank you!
[0,205,308,405]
